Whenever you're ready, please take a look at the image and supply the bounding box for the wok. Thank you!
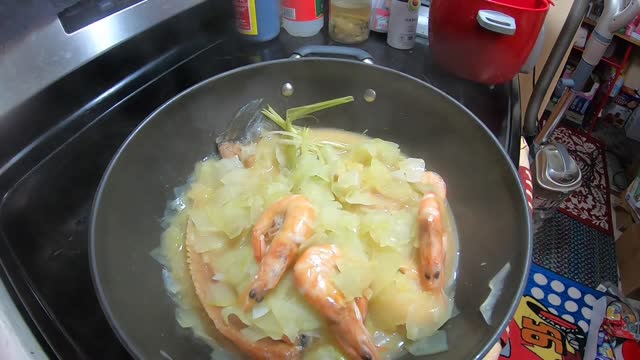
[91,46,531,359]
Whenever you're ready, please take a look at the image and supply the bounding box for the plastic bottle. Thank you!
[282,0,324,37]
[611,75,625,98]
[387,0,420,50]
[233,0,280,42]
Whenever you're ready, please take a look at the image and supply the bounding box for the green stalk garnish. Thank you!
[261,96,355,168]
[286,96,354,124]
[261,105,289,132]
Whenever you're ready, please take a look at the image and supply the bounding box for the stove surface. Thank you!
[0,7,520,359]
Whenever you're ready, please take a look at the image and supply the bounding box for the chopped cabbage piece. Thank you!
[240,326,269,342]
[369,249,406,295]
[293,152,330,184]
[369,273,421,330]
[331,169,362,200]
[480,262,511,325]
[267,274,323,341]
[391,158,425,183]
[186,183,216,205]
[405,293,452,341]
[372,331,407,359]
[206,282,237,307]
[220,167,253,186]
[376,178,419,204]
[252,303,270,319]
[344,191,379,206]
[318,143,342,165]
[263,174,294,205]
[190,229,228,253]
[334,256,373,300]
[189,200,251,238]
[317,207,360,235]
[363,158,392,189]
[176,306,200,328]
[350,139,401,166]
[195,157,243,187]
[211,245,257,288]
[297,177,338,208]
[361,209,416,248]
[253,311,284,340]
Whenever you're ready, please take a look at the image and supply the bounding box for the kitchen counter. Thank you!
[0,4,521,358]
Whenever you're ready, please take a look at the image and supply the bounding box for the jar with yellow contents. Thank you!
[329,0,372,44]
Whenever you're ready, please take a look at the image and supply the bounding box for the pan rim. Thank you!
[89,57,532,360]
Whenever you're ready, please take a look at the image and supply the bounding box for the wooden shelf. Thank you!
[582,17,640,47]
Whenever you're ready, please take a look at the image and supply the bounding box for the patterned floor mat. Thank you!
[498,264,606,360]
[533,210,618,290]
[550,125,613,235]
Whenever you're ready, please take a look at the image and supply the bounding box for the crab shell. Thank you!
[186,220,301,360]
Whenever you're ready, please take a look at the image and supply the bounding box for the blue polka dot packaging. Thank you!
[583,284,640,360]
[497,263,605,359]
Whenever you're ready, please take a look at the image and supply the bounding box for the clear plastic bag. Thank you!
[216,99,277,147]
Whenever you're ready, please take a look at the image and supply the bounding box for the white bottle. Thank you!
[387,0,420,50]
[282,0,324,37]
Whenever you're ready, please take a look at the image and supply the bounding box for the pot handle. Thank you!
[477,10,516,36]
[290,45,374,64]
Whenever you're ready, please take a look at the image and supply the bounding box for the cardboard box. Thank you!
[615,205,634,233]
[627,158,640,180]
[623,177,640,223]
[626,105,640,141]
[616,224,640,300]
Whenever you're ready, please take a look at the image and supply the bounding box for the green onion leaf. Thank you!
[286,96,354,124]
[261,96,355,169]
[261,106,289,132]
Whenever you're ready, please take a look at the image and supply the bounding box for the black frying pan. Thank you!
[90,47,531,359]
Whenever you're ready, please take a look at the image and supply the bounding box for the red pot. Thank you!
[430,0,550,84]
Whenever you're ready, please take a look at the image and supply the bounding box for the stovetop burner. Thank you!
[0,6,520,358]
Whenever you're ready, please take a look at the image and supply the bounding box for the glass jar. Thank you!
[329,0,372,44]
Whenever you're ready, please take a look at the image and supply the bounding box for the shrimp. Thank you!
[294,245,379,360]
[415,170,448,292]
[418,192,447,292]
[218,142,256,168]
[246,195,315,304]
[219,142,242,159]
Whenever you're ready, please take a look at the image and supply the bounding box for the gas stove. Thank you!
[0,2,520,358]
